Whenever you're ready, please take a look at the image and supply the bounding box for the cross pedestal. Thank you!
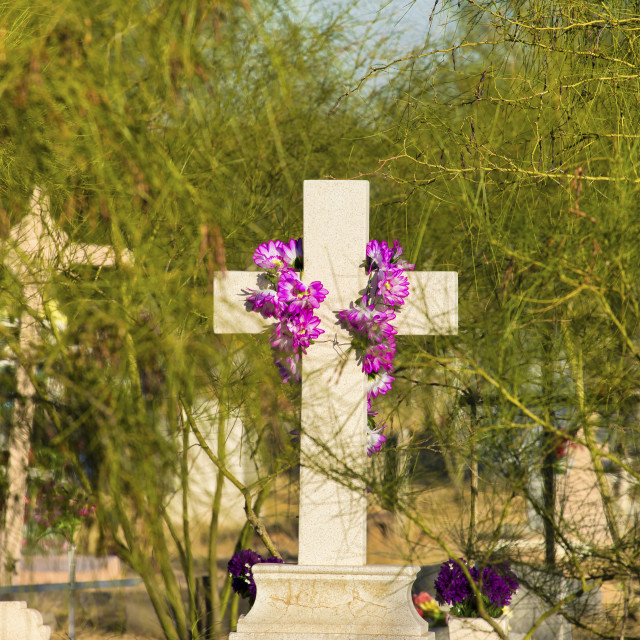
[214,181,457,640]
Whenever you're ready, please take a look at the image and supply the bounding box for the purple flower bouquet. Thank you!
[228,549,284,605]
[434,558,519,618]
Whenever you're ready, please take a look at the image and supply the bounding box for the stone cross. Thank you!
[1,188,130,583]
[214,181,457,567]
[0,601,51,640]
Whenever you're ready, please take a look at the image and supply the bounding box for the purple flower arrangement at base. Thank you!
[434,558,519,619]
[228,549,284,605]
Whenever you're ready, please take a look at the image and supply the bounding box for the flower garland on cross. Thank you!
[244,238,413,457]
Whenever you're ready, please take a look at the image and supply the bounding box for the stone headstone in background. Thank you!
[167,398,258,529]
[507,586,573,640]
[0,601,51,640]
[509,565,601,640]
[1,188,131,582]
[525,430,637,551]
[555,439,611,547]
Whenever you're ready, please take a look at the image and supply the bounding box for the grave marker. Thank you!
[556,434,611,547]
[0,602,51,640]
[214,181,457,639]
[1,188,130,583]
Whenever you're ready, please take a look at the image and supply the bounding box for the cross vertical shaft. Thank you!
[298,181,369,566]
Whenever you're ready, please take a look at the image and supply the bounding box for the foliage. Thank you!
[3,0,640,636]
[0,0,399,637]
[333,0,640,636]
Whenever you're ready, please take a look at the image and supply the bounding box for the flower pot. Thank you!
[448,615,508,640]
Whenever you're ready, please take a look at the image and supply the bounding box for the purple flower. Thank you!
[367,369,395,399]
[367,397,376,415]
[228,549,263,578]
[367,423,387,456]
[281,238,303,269]
[391,239,415,271]
[278,272,328,312]
[434,558,519,617]
[435,559,476,606]
[365,309,397,344]
[362,338,395,374]
[366,240,392,274]
[270,309,324,352]
[246,289,283,318]
[376,267,410,307]
[480,564,519,607]
[253,240,290,271]
[339,296,376,332]
[339,298,396,345]
[274,352,302,383]
[228,550,285,602]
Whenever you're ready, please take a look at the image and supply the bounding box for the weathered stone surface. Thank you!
[0,601,51,640]
[231,564,434,640]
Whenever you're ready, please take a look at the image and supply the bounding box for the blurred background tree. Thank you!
[0,0,407,638]
[340,0,640,636]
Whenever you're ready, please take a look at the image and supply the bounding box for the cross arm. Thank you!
[213,271,271,334]
[213,270,458,336]
[62,244,134,269]
[395,271,458,335]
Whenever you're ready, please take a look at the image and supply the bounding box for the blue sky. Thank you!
[301,0,450,53]
[290,0,452,90]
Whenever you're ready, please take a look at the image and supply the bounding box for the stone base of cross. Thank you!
[214,181,457,640]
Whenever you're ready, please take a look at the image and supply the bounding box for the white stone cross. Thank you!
[214,180,457,568]
[0,188,130,584]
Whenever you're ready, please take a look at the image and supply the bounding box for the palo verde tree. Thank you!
[331,0,640,636]
[0,0,407,637]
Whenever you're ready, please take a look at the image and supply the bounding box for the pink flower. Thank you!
[278,272,328,312]
[246,289,283,318]
[339,296,376,331]
[413,592,434,605]
[367,369,395,399]
[376,267,410,307]
[367,423,387,456]
[362,338,396,373]
[366,240,392,273]
[280,238,303,269]
[253,238,302,271]
[270,309,324,352]
[253,240,289,271]
[391,239,415,271]
[339,298,396,344]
